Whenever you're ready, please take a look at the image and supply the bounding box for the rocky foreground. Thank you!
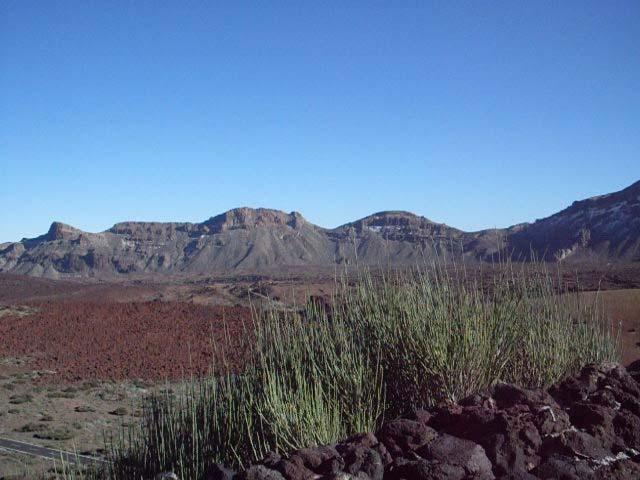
[178,362,640,480]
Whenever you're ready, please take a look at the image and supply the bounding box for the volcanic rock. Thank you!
[218,363,640,480]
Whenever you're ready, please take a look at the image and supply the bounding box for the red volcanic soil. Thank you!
[0,301,251,382]
[0,273,162,304]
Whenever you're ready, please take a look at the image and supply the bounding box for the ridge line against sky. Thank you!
[4,176,640,242]
[1,1,639,242]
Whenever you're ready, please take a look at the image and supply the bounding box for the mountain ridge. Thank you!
[2,182,639,278]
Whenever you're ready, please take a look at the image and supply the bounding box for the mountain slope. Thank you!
[0,209,335,278]
[507,180,640,261]
[1,182,639,278]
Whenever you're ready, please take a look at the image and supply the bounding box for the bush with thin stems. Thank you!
[78,261,619,480]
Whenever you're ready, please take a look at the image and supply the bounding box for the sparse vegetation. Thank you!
[9,393,33,404]
[100,263,618,480]
[79,380,102,390]
[16,422,48,433]
[0,304,38,318]
[75,405,96,413]
[47,390,77,399]
[34,427,75,441]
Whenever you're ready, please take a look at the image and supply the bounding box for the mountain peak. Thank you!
[580,179,640,202]
[363,211,425,223]
[46,222,81,241]
[344,210,445,230]
[2,180,639,279]
[203,208,306,233]
[622,179,640,193]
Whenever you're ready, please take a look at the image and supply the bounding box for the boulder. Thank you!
[336,432,392,469]
[533,454,596,479]
[376,419,438,457]
[286,445,344,476]
[237,465,286,480]
[416,433,494,479]
[540,428,609,461]
[387,457,466,480]
[613,410,640,449]
[595,455,640,479]
[340,445,383,480]
[429,403,541,475]
[204,463,236,480]
[273,459,317,480]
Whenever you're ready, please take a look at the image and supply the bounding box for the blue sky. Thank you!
[1,1,639,242]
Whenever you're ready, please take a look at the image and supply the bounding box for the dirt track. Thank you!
[0,301,251,382]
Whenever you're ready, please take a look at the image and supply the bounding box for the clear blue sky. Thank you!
[1,1,639,242]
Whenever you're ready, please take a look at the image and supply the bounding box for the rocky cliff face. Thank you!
[507,180,640,261]
[0,208,464,278]
[1,181,639,278]
[0,209,333,278]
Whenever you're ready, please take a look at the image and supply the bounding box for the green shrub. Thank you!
[105,262,618,480]
[109,407,128,416]
[75,405,96,413]
[17,422,48,433]
[9,393,32,404]
[35,427,75,441]
[47,390,77,399]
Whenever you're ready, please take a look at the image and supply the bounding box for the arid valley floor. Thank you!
[1,265,640,478]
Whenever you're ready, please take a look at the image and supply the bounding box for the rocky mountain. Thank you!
[1,181,638,278]
[0,208,459,278]
[507,179,640,261]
